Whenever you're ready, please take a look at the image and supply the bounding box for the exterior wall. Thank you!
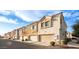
[22,26,31,40]
[10,31,13,39]
[40,34,54,45]
[30,35,38,41]
[18,28,23,41]
[37,13,67,45]
[16,29,19,39]
[38,14,61,41]
[60,13,67,40]
[4,32,11,39]
[10,29,20,40]
[10,30,17,40]
[4,29,20,40]
[22,22,38,41]
[30,22,38,35]
[3,12,67,46]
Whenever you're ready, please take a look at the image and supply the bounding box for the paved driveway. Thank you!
[0,39,79,49]
[0,39,62,49]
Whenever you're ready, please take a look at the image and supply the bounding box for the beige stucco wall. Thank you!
[37,13,67,45]
[29,22,38,35]
[4,32,12,39]
[60,14,67,40]
[21,22,38,40]
[38,14,61,40]
[4,13,67,46]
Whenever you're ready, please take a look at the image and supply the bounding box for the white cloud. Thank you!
[0,16,17,24]
[0,10,12,15]
[14,11,33,22]
[13,10,63,22]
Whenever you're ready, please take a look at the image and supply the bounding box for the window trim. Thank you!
[41,22,44,28]
[45,21,50,27]
[32,25,35,30]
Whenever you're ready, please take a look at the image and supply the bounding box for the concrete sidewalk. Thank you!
[14,40,50,46]
[24,41,79,48]
[23,41,50,46]
[14,40,79,48]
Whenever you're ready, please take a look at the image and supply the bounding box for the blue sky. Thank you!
[0,10,79,35]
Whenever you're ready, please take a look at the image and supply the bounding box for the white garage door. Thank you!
[20,36,23,40]
[30,36,38,42]
[24,36,28,40]
[41,35,54,45]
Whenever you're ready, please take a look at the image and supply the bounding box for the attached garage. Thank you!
[20,36,23,40]
[24,36,28,40]
[40,34,55,45]
[30,36,38,42]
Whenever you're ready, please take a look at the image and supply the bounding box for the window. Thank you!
[41,22,44,27]
[45,21,49,27]
[32,25,35,30]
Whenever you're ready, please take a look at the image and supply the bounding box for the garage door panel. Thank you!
[30,36,38,42]
[24,36,28,40]
[41,35,54,44]
[20,36,23,40]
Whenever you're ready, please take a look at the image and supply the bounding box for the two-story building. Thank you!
[20,12,67,45]
[4,32,11,39]
[4,12,67,46]
[4,29,20,40]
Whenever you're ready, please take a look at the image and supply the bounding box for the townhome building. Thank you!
[4,12,67,46]
[11,29,19,40]
[20,12,67,45]
[18,27,26,41]
[10,30,16,40]
[4,32,11,39]
[4,29,19,40]
[18,22,38,41]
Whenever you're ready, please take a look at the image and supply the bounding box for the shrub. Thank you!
[22,39,24,41]
[9,38,11,39]
[25,39,28,41]
[50,41,55,46]
[63,38,71,45]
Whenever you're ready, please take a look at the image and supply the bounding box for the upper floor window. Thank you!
[32,25,35,30]
[45,21,49,27]
[41,22,44,27]
[32,25,37,30]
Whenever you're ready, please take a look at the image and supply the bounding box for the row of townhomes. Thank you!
[4,12,67,46]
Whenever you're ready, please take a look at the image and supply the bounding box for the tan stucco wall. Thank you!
[38,14,61,39]
[4,13,67,46]
[20,22,38,40]
[60,14,67,40]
